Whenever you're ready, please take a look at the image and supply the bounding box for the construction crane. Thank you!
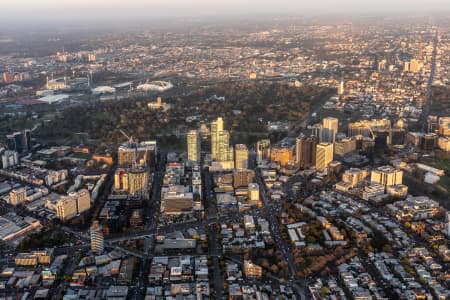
[368,125,376,140]
[119,129,138,167]
[119,129,134,145]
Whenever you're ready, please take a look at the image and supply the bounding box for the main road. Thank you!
[421,29,439,133]
[256,170,309,300]
[203,167,224,300]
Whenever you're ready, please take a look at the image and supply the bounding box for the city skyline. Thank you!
[1,3,450,299]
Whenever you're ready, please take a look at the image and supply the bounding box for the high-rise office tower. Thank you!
[334,137,357,157]
[2,72,14,84]
[409,58,420,73]
[438,117,450,137]
[234,144,249,170]
[90,221,104,255]
[311,124,323,140]
[1,150,19,169]
[187,130,201,163]
[270,147,293,167]
[296,135,318,169]
[211,117,234,164]
[348,119,391,138]
[322,118,339,143]
[348,121,372,138]
[427,115,439,133]
[315,143,334,171]
[114,169,129,191]
[446,212,450,238]
[404,61,410,72]
[6,130,31,154]
[218,131,233,161]
[378,59,387,71]
[337,80,344,95]
[256,139,271,162]
[128,169,149,198]
[211,117,224,161]
[418,43,424,59]
[114,167,149,199]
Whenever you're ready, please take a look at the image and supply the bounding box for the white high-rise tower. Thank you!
[90,221,104,255]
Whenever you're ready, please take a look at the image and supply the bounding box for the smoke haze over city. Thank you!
[1,0,450,26]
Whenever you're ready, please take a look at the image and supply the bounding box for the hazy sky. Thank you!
[1,0,449,25]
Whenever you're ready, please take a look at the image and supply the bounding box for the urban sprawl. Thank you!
[1,16,450,300]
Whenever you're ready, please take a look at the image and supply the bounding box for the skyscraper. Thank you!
[427,115,439,133]
[348,121,372,138]
[270,147,293,167]
[322,117,338,143]
[377,59,387,71]
[348,119,391,138]
[114,167,149,199]
[187,130,201,163]
[446,212,450,238]
[296,135,318,169]
[6,130,31,154]
[315,143,334,171]
[311,123,323,140]
[334,137,357,157]
[211,117,224,161]
[404,61,410,72]
[2,72,14,84]
[211,117,234,164]
[418,42,424,58]
[234,144,249,170]
[337,80,344,95]
[90,221,104,255]
[218,131,233,161]
[409,58,420,73]
[1,150,19,169]
[256,139,271,162]
[438,117,450,137]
